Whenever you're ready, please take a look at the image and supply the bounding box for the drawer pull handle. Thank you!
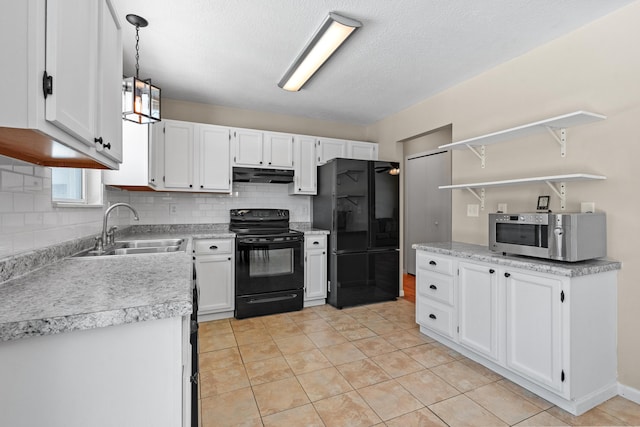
[209,245,218,250]
[504,272,511,278]
[313,241,319,245]
[429,284,437,290]
[429,314,437,320]
[429,260,437,266]
[489,269,495,274]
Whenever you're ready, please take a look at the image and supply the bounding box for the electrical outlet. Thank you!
[497,203,507,213]
[581,202,595,213]
[169,204,178,215]
[467,204,479,217]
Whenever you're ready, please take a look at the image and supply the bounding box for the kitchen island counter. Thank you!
[413,241,621,277]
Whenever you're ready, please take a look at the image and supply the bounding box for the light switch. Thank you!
[467,204,479,217]
[581,202,595,213]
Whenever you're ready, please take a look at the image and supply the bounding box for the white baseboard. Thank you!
[618,383,640,405]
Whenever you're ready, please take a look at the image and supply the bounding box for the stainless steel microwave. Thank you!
[489,212,606,262]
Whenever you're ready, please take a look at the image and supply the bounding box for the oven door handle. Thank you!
[247,294,299,304]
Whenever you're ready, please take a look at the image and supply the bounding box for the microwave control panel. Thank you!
[491,213,549,224]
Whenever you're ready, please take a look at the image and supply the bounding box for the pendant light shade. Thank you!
[122,14,161,124]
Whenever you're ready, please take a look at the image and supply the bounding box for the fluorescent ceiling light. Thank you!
[278,12,362,92]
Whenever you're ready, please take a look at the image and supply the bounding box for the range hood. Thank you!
[232,167,294,183]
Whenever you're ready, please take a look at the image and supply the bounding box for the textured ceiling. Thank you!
[111,0,634,125]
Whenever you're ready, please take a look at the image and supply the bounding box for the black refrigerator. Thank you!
[313,158,399,308]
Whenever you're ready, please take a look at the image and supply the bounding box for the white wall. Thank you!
[366,1,640,391]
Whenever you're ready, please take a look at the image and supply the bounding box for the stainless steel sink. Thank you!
[74,238,186,257]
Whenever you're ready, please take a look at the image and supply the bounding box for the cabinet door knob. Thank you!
[151,178,155,182]
[268,162,272,165]
[209,245,218,250]
[228,257,231,261]
[429,284,437,290]
[94,137,103,145]
[489,269,495,274]
[200,185,204,189]
[189,184,193,188]
[504,272,511,278]
[259,161,263,164]
[103,142,111,150]
[429,260,437,266]
[429,314,437,320]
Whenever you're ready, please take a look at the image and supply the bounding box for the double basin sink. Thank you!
[75,238,187,257]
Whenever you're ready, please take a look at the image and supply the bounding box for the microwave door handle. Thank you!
[553,227,564,258]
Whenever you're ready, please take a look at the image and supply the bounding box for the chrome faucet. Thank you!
[95,203,140,252]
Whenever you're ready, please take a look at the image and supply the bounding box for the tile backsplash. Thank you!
[0,153,312,259]
[106,182,311,225]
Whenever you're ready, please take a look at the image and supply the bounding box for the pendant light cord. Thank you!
[135,25,140,79]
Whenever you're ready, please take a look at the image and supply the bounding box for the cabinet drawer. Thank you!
[418,300,455,339]
[417,271,454,306]
[194,239,233,255]
[417,252,453,276]
[305,236,326,250]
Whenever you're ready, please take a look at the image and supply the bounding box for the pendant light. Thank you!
[122,14,161,124]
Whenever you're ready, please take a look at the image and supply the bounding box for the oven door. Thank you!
[235,237,304,296]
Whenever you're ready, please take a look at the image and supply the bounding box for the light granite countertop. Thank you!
[0,223,330,342]
[413,241,621,277]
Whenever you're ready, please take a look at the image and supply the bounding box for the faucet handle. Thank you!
[94,236,104,252]
[107,226,118,244]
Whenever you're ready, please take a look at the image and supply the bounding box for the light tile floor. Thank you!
[198,299,640,426]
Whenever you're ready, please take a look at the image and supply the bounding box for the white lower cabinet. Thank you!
[194,238,235,320]
[304,235,327,307]
[458,261,500,362]
[415,250,617,415]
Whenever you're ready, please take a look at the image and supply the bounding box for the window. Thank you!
[51,168,104,207]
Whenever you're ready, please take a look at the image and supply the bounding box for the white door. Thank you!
[45,0,98,146]
[199,125,231,192]
[234,129,263,166]
[293,136,317,194]
[197,256,234,313]
[316,139,346,164]
[458,262,500,361]
[505,270,564,391]
[163,121,194,189]
[265,133,294,168]
[95,0,122,162]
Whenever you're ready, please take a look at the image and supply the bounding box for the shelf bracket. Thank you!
[545,180,566,210]
[465,144,486,168]
[545,127,567,157]
[465,187,485,210]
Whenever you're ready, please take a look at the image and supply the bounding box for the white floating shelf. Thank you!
[439,111,606,166]
[439,174,606,211]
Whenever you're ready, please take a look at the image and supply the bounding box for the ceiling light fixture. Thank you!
[122,14,161,124]
[278,12,362,92]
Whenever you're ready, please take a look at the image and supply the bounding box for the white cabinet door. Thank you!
[163,121,194,190]
[290,136,317,195]
[148,122,163,188]
[265,133,294,168]
[347,141,378,160]
[458,262,500,361]
[95,0,122,162]
[45,0,98,146]
[196,246,234,315]
[199,125,231,192]
[304,236,327,302]
[316,138,347,165]
[505,270,564,391]
[233,129,263,166]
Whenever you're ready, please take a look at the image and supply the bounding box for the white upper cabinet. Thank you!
[149,120,232,194]
[95,0,123,162]
[0,0,122,169]
[316,138,347,165]
[233,129,264,167]
[347,141,378,160]
[233,129,294,169]
[103,120,149,188]
[264,132,294,168]
[199,125,231,192]
[289,135,317,195]
[316,138,378,165]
